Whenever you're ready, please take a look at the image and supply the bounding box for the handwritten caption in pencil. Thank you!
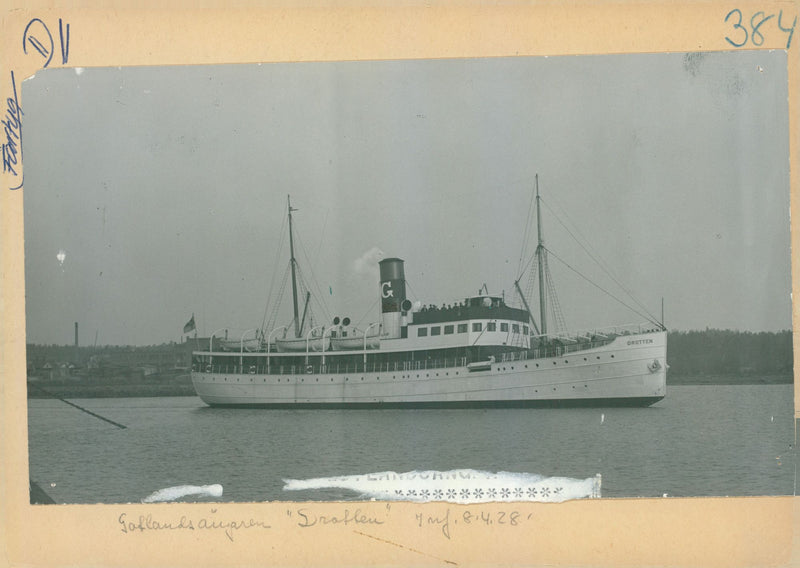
[288,505,391,529]
[413,507,528,540]
[287,504,530,541]
[3,17,71,191]
[116,504,539,543]
[118,510,271,542]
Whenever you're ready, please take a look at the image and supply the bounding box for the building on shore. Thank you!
[26,338,214,381]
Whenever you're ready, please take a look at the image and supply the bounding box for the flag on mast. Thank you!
[183,314,196,334]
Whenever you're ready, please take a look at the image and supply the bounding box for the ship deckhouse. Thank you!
[376,258,533,359]
[406,295,531,350]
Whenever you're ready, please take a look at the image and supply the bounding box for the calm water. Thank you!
[27,384,795,504]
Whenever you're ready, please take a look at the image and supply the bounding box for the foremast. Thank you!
[287,195,301,338]
[535,174,548,336]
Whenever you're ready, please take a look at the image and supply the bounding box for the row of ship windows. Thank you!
[417,322,529,337]
[205,353,621,384]
[208,375,593,395]
[199,353,617,376]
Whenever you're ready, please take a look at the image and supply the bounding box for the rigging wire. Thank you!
[545,246,661,327]
[544,253,568,334]
[313,207,330,269]
[265,263,290,335]
[515,243,537,283]
[523,253,538,310]
[540,196,660,324]
[294,265,324,332]
[353,296,381,329]
[403,278,424,308]
[294,223,333,323]
[516,186,537,278]
[260,211,289,333]
[507,179,662,333]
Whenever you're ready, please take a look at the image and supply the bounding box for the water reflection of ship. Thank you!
[192,179,667,407]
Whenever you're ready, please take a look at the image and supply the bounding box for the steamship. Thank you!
[191,183,667,407]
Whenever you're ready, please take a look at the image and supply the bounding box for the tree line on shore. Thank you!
[26,329,794,384]
[666,329,793,383]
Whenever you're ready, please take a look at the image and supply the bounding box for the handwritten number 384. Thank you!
[725,9,796,48]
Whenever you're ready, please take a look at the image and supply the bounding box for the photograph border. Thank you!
[1,2,798,566]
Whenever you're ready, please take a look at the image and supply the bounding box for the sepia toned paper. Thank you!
[1,1,798,566]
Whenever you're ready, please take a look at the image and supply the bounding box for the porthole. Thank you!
[565,360,568,363]
[611,355,615,358]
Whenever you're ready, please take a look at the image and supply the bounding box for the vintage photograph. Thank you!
[23,51,792,505]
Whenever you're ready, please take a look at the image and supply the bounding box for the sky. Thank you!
[21,50,792,346]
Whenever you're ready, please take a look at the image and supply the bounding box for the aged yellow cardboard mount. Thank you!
[1,2,798,566]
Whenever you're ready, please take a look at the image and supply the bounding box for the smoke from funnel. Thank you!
[353,247,385,277]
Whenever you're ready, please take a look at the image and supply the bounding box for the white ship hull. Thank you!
[191,331,666,407]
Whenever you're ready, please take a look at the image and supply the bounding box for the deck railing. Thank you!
[533,322,663,343]
[197,357,475,376]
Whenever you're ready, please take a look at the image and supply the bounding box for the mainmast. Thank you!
[535,175,548,336]
[287,195,301,338]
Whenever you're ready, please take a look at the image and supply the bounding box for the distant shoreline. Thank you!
[25,330,793,399]
[27,383,197,399]
[666,373,792,386]
[27,375,196,399]
[26,373,793,399]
